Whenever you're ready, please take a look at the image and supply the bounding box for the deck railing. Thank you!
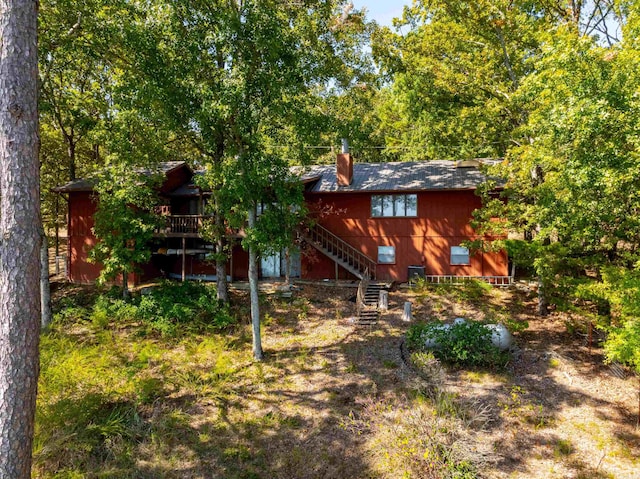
[157,215,211,235]
[423,275,513,286]
[307,224,376,280]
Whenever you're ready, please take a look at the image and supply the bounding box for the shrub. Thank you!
[90,296,138,329]
[82,281,237,336]
[407,321,507,368]
[135,281,236,336]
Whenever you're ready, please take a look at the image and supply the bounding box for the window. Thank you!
[371,194,418,217]
[451,246,470,265]
[378,246,396,264]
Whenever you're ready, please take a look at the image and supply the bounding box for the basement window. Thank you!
[378,246,396,264]
[450,246,470,265]
[371,194,417,217]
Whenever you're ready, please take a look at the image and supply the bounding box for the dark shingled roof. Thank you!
[52,178,97,193]
[166,170,209,197]
[299,160,501,193]
[54,161,189,193]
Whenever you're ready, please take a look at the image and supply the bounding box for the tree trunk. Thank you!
[248,206,263,361]
[0,0,41,477]
[284,247,291,286]
[215,213,228,304]
[537,277,549,317]
[40,233,52,329]
[67,134,76,181]
[495,26,518,89]
[122,271,130,300]
[92,143,100,164]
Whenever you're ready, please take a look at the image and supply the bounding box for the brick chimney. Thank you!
[336,138,353,187]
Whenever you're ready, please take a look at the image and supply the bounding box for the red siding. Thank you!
[304,190,508,282]
[67,192,159,285]
[68,192,102,284]
[66,180,507,284]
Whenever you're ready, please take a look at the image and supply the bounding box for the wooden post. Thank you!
[402,301,412,322]
[335,261,339,284]
[229,243,234,284]
[379,290,388,311]
[181,237,186,282]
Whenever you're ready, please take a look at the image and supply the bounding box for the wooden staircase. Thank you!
[304,224,376,280]
[355,269,391,323]
[358,281,388,323]
[304,224,386,323]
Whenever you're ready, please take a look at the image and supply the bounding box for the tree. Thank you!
[475,19,639,296]
[222,149,307,360]
[127,0,372,359]
[371,0,548,160]
[0,0,42,477]
[89,164,161,299]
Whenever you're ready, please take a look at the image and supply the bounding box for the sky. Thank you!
[355,0,410,27]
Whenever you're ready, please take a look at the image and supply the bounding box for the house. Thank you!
[55,153,510,286]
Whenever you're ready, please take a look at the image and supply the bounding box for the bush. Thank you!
[83,281,236,336]
[90,296,138,329]
[135,281,236,336]
[407,321,507,368]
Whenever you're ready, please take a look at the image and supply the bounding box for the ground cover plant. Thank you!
[406,320,508,368]
[34,280,640,479]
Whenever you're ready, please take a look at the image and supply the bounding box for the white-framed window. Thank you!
[450,246,470,265]
[371,194,418,217]
[378,245,396,264]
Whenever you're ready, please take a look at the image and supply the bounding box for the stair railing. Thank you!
[307,224,377,280]
[356,268,374,318]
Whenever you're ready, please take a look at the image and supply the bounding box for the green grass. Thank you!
[35,284,254,478]
[36,281,638,479]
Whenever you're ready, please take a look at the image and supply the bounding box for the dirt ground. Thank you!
[254,281,640,478]
[45,250,639,478]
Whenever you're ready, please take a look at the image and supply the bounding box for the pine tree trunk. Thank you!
[40,233,52,329]
[247,206,263,361]
[0,1,41,477]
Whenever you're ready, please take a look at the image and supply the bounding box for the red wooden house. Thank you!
[55,154,509,286]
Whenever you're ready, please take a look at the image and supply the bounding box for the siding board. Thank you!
[304,190,507,282]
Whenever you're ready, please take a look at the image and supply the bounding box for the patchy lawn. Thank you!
[35,280,639,478]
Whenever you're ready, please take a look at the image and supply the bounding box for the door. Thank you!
[261,252,281,278]
[280,248,301,278]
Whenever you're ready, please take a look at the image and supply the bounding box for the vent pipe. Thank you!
[341,138,350,154]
